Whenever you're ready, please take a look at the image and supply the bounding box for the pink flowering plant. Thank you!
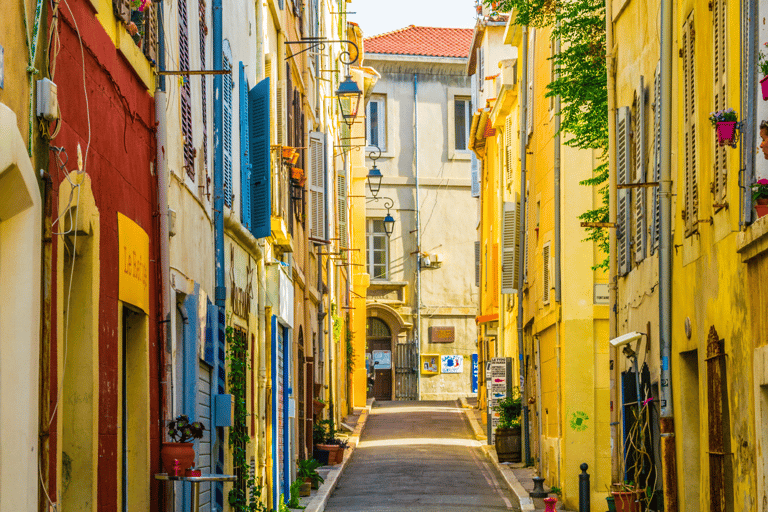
[752,178,768,202]
[708,108,738,127]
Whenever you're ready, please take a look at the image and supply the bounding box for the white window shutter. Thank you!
[501,201,521,295]
[471,154,480,198]
[652,62,662,253]
[634,77,647,264]
[505,116,514,183]
[337,169,348,250]
[309,132,325,240]
[617,106,631,276]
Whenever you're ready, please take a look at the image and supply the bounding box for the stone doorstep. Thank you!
[299,399,374,512]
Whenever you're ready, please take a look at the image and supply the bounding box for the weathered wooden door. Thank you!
[367,318,393,401]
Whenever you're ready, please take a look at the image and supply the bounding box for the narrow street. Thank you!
[325,401,515,512]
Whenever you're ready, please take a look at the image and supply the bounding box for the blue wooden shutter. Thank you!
[249,78,272,238]
[223,55,233,208]
[239,62,252,229]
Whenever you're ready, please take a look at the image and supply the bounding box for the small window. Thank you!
[454,97,471,151]
[367,219,389,280]
[366,96,387,151]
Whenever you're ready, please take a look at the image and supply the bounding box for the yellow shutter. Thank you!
[683,15,698,237]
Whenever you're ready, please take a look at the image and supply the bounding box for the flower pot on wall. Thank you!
[755,203,768,218]
[315,444,340,465]
[761,76,768,101]
[716,121,737,147]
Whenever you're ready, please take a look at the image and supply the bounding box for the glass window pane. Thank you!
[455,99,467,150]
[369,101,379,147]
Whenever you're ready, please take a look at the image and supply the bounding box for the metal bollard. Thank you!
[579,463,590,512]
[530,476,548,498]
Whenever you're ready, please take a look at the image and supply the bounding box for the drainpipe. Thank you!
[414,73,421,400]
[517,26,531,465]
[605,0,620,485]
[213,0,225,310]
[326,132,334,419]
[659,0,678,506]
[554,29,561,304]
[155,87,170,421]
[258,257,268,493]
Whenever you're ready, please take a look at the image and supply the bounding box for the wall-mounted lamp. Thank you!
[336,75,363,128]
[367,145,383,198]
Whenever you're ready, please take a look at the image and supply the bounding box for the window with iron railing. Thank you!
[113,0,158,63]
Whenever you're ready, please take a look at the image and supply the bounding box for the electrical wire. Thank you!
[61,0,91,174]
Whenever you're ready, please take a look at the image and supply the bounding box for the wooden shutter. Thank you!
[651,62,662,254]
[706,326,732,512]
[475,241,481,287]
[239,63,252,229]
[501,201,521,295]
[713,0,727,203]
[144,3,158,62]
[617,106,631,276]
[198,0,208,180]
[526,29,535,138]
[524,185,530,280]
[276,80,286,146]
[478,48,484,91]
[309,132,326,240]
[223,54,233,208]
[179,0,194,179]
[337,169,348,250]
[248,78,272,238]
[683,15,698,236]
[634,78,647,264]
[113,0,131,24]
[542,243,550,304]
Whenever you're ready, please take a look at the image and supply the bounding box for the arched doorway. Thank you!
[367,317,393,400]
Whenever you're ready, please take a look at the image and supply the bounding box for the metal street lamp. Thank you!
[383,212,395,238]
[336,75,363,128]
[367,145,383,198]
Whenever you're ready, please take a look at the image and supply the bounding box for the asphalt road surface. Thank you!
[324,400,517,512]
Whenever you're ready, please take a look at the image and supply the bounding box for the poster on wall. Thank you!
[420,354,440,374]
[441,355,464,374]
[372,350,392,370]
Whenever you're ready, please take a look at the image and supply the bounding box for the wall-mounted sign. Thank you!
[441,355,464,374]
[230,246,253,318]
[421,354,440,375]
[372,350,391,370]
[118,213,149,313]
[471,354,479,393]
[428,326,455,343]
[594,283,609,305]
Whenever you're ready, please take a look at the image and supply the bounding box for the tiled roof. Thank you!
[364,26,474,59]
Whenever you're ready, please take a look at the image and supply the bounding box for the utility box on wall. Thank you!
[486,357,514,444]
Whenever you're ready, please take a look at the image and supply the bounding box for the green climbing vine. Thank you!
[345,313,355,373]
[226,323,267,512]
[486,0,609,269]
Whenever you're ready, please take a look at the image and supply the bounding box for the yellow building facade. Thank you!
[471,11,610,509]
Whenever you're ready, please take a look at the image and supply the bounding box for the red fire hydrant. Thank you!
[543,496,557,512]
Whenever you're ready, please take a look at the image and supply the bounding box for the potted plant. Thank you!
[161,414,205,475]
[493,391,522,463]
[611,482,641,512]
[752,178,768,218]
[709,108,739,147]
[312,396,326,416]
[759,42,768,100]
[313,419,341,465]
[298,458,325,490]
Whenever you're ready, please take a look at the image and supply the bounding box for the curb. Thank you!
[302,399,374,512]
[461,401,535,512]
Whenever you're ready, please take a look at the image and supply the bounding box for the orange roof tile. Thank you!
[364,25,474,59]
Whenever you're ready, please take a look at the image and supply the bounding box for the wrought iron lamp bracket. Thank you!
[284,38,359,66]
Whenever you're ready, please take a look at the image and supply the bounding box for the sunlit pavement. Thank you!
[324,400,516,512]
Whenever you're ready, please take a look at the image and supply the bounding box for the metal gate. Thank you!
[395,342,418,400]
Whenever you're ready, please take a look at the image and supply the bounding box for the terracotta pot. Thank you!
[611,491,641,512]
[161,442,195,475]
[282,147,296,159]
[716,121,737,147]
[315,444,340,465]
[757,197,768,206]
[756,204,768,218]
[312,399,326,415]
[761,75,768,101]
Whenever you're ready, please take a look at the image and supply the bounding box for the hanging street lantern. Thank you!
[384,212,395,238]
[367,145,383,198]
[336,75,363,128]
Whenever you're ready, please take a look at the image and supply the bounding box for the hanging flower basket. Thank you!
[760,44,768,100]
[709,108,739,148]
[716,121,737,147]
[761,76,768,101]
[752,179,768,218]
